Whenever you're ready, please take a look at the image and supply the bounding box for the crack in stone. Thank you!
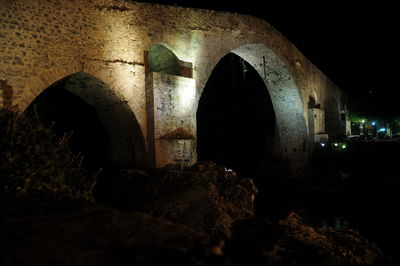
[87,58,144,66]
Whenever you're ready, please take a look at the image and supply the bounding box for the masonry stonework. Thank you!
[0,0,348,173]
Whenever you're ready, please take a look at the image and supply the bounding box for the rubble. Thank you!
[2,161,258,266]
[2,161,393,265]
[113,161,258,239]
[228,211,389,265]
[280,212,386,264]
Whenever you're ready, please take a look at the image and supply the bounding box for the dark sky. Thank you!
[134,1,400,117]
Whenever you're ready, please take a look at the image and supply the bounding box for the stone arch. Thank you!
[19,64,82,111]
[24,71,148,169]
[198,44,309,174]
[197,52,276,176]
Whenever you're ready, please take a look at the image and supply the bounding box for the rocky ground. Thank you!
[1,161,393,266]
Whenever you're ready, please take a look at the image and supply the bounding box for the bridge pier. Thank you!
[147,73,197,168]
[145,46,197,168]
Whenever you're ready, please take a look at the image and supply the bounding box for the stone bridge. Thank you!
[0,0,349,175]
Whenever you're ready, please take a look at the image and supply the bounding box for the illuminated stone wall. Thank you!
[0,0,347,172]
[152,73,196,168]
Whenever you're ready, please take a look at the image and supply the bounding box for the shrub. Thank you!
[0,107,96,201]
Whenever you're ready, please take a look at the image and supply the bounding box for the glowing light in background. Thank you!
[371,122,376,126]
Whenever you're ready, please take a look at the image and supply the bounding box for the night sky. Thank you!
[132,1,400,117]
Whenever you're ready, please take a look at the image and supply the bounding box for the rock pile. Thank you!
[2,161,258,266]
[2,161,391,265]
[279,212,384,264]
[229,211,388,265]
[113,161,258,239]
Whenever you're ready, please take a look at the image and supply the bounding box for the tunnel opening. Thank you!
[26,80,111,173]
[197,53,276,177]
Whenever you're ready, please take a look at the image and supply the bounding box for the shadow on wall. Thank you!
[197,53,276,177]
[26,72,147,172]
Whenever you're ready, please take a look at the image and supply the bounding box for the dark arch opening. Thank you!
[26,82,111,173]
[26,73,147,173]
[26,73,148,205]
[197,53,276,177]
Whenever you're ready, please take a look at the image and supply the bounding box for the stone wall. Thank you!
[0,0,347,171]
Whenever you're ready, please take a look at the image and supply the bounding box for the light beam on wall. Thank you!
[177,78,196,116]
